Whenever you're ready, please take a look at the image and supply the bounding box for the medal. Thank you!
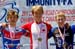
[8,25,16,39]
[58,26,66,49]
[58,27,65,44]
[38,37,42,42]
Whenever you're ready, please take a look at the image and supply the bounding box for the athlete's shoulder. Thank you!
[21,22,33,28]
[43,22,52,30]
[71,25,75,29]
[71,25,75,33]
[22,22,33,26]
[43,22,51,26]
[0,23,8,30]
[16,27,24,31]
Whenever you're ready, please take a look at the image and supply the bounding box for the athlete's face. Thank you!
[7,15,18,24]
[56,16,66,25]
[32,9,43,23]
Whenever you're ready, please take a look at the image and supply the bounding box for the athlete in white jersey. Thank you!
[21,5,52,49]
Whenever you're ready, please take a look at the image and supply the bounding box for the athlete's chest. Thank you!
[31,23,47,39]
[2,27,23,39]
[53,27,72,41]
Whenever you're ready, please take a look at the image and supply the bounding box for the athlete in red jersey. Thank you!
[21,5,52,49]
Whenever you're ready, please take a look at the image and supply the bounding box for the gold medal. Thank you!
[38,37,42,42]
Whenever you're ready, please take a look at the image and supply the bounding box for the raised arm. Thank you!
[0,23,7,31]
[71,25,75,34]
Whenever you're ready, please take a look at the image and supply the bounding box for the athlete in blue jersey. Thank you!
[0,10,26,49]
[48,12,75,49]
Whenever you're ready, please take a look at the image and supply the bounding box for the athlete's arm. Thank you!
[21,28,30,36]
[0,23,7,31]
[48,28,54,39]
[21,23,31,37]
[71,25,75,34]
[0,23,7,37]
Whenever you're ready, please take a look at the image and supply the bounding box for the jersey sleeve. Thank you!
[45,23,52,39]
[71,25,75,34]
[0,23,4,37]
[48,28,53,38]
[21,23,31,37]
[48,27,56,38]
[21,28,26,34]
[0,24,4,31]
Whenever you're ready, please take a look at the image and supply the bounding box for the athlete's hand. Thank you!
[2,23,8,28]
[65,23,70,29]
